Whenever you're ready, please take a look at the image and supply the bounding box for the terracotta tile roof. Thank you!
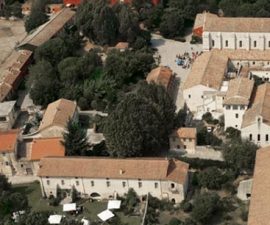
[248,146,270,225]
[115,42,129,49]
[183,51,227,90]
[173,127,197,139]
[19,8,75,48]
[223,77,254,105]
[29,138,65,161]
[0,130,18,153]
[204,14,270,33]
[184,49,270,91]
[146,66,173,90]
[242,83,270,128]
[38,157,189,184]
[39,98,77,131]
[193,12,217,30]
[0,83,12,102]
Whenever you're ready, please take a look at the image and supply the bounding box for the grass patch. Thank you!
[12,182,141,225]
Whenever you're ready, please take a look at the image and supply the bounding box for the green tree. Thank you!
[197,167,225,190]
[25,0,48,33]
[225,127,241,140]
[0,175,11,193]
[222,139,258,172]
[104,83,175,157]
[122,188,139,214]
[219,0,240,17]
[17,212,50,225]
[197,126,222,146]
[160,9,184,38]
[34,38,70,66]
[27,60,59,106]
[62,119,90,156]
[191,192,221,224]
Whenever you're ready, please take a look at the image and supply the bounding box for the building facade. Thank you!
[38,157,189,203]
[0,101,17,131]
[169,128,197,153]
[223,77,254,130]
[0,130,18,176]
[241,83,270,147]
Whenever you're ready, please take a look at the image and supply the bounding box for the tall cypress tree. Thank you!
[62,119,90,156]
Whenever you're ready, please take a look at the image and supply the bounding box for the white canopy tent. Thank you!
[63,203,76,212]
[107,200,121,209]
[81,218,90,225]
[48,215,62,224]
[98,209,115,221]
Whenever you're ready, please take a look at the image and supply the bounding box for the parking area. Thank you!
[0,19,26,79]
[151,33,202,111]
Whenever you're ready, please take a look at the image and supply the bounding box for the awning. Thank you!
[97,209,115,221]
[48,215,62,224]
[63,203,76,212]
[107,200,121,209]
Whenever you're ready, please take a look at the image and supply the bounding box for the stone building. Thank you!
[38,157,189,203]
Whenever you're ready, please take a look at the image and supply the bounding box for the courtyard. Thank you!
[151,33,202,111]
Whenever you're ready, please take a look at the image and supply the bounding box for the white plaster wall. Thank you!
[224,105,247,130]
[184,85,217,113]
[203,32,270,51]
[241,121,270,147]
[40,177,187,203]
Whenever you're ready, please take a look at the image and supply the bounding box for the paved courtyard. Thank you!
[151,33,202,111]
[0,19,26,79]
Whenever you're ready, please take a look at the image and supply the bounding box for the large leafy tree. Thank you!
[25,0,48,33]
[222,139,258,172]
[160,8,184,38]
[34,38,70,66]
[27,60,59,106]
[104,82,175,157]
[191,192,221,224]
[62,119,90,156]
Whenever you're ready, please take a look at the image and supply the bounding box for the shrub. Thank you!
[181,201,193,212]
[169,217,183,225]
[197,167,225,190]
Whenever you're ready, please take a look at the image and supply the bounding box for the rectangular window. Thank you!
[76,181,79,186]
[201,95,204,99]
[188,94,191,99]
[239,41,242,47]
[249,134,252,141]
[106,181,110,187]
[46,180,50,185]
[122,181,126,188]
[154,183,158,189]
[226,105,231,110]
[240,105,245,110]
[235,113,239,118]
[0,117,6,122]
[266,134,269,142]
[91,181,94,187]
[233,105,238,110]
[254,41,257,47]
[258,134,261,141]
[225,40,228,47]
[138,182,142,188]
[61,180,65,185]
[212,40,215,47]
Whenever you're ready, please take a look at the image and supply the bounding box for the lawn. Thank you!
[12,182,141,225]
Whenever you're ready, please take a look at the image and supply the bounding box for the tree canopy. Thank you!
[75,0,150,47]
[222,139,258,172]
[191,192,221,224]
[25,0,48,33]
[62,119,90,156]
[104,82,175,157]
